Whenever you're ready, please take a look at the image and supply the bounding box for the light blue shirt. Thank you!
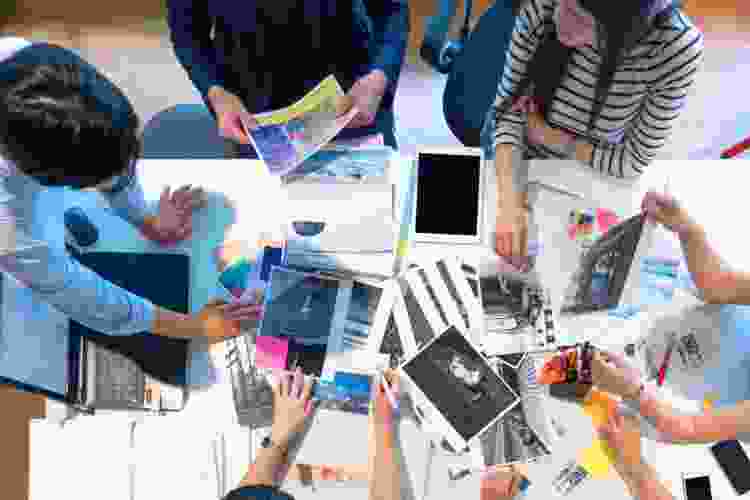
[0,37,156,336]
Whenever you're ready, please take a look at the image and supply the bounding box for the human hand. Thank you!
[641,191,695,235]
[139,185,207,246]
[591,350,643,400]
[495,194,529,265]
[596,407,642,465]
[192,299,263,339]
[372,369,400,435]
[207,85,258,144]
[271,367,314,447]
[480,466,524,500]
[345,71,387,128]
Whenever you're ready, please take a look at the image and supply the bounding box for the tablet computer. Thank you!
[414,147,485,245]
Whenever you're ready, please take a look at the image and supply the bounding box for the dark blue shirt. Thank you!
[166,0,409,116]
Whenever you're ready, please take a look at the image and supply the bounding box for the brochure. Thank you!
[244,75,359,177]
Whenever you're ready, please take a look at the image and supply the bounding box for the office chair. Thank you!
[421,0,520,148]
[140,103,227,159]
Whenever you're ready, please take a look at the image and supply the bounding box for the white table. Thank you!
[29,156,750,500]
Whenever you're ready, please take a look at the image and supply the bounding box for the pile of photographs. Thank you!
[478,351,555,466]
[401,325,522,454]
[479,272,556,354]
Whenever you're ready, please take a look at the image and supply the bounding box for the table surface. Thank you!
[26,156,750,500]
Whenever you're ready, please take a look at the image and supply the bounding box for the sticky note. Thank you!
[567,224,578,240]
[583,389,617,427]
[255,336,289,370]
[579,438,617,478]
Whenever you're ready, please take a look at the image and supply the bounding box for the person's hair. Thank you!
[222,486,296,500]
[501,0,684,135]
[0,45,141,189]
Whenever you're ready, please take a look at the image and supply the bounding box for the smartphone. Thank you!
[682,473,712,500]
[710,439,750,495]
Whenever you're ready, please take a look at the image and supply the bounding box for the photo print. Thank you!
[260,267,342,346]
[313,370,373,416]
[478,397,552,466]
[560,214,645,315]
[401,326,520,450]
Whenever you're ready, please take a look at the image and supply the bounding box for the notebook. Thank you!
[0,251,191,413]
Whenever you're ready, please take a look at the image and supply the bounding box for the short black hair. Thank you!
[222,486,296,500]
[0,43,141,189]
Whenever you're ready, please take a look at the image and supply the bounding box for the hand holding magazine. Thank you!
[242,76,359,177]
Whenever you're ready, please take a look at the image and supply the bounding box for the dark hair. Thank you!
[502,0,683,134]
[223,486,295,500]
[0,44,141,189]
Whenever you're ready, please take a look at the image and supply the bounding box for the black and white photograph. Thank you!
[560,214,644,315]
[480,274,545,334]
[378,313,407,368]
[401,326,520,447]
[479,399,551,466]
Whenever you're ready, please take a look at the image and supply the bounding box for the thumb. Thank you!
[206,298,228,308]
[336,94,355,117]
[159,186,171,207]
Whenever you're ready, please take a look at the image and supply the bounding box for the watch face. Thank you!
[262,436,272,448]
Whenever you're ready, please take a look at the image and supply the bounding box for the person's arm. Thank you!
[676,221,750,304]
[490,0,550,194]
[360,0,410,93]
[97,166,151,229]
[637,383,750,443]
[589,26,703,179]
[369,372,401,500]
[613,455,676,500]
[166,0,225,104]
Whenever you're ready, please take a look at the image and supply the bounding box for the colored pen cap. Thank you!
[519,477,531,492]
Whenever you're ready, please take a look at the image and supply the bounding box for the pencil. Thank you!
[380,372,399,411]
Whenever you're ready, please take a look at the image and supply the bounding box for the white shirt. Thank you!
[0,37,155,335]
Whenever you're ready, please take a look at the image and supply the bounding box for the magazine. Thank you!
[282,145,394,184]
[244,75,359,177]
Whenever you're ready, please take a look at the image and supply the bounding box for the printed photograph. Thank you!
[250,124,298,173]
[313,370,373,416]
[378,313,406,369]
[342,280,385,350]
[402,326,520,443]
[260,268,341,346]
[479,400,551,466]
[436,260,472,331]
[398,277,439,350]
[284,148,391,182]
[560,214,644,315]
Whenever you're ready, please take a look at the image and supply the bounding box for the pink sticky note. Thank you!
[255,336,289,370]
[596,208,619,233]
[567,224,578,240]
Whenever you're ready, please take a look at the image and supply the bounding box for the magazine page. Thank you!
[245,75,359,177]
[282,144,395,184]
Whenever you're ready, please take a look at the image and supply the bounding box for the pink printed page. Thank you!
[255,336,289,370]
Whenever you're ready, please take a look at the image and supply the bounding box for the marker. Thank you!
[642,263,678,277]
[380,372,399,412]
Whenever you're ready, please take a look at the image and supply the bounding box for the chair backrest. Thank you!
[443,0,518,147]
[140,104,226,159]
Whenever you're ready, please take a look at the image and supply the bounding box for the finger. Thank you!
[293,367,304,399]
[507,471,520,497]
[189,188,208,209]
[279,371,290,397]
[336,94,355,117]
[224,305,264,321]
[302,375,314,402]
[159,186,171,209]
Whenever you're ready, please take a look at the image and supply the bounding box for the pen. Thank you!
[657,339,676,386]
[380,372,399,411]
[532,181,584,199]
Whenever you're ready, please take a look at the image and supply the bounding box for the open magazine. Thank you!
[243,75,359,177]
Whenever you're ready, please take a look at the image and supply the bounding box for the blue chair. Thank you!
[421,0,520,148]
[140,103,227,159]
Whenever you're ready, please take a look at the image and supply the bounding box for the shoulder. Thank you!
[0,37,32,64]
[645,8,704,62]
